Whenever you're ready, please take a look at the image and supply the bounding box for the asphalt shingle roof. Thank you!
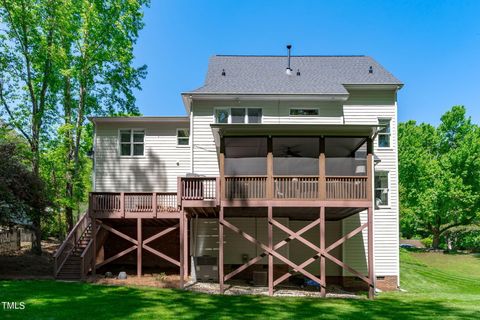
[188,55,402,95]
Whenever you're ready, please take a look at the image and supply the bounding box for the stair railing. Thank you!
[53,211,91,277]
[80,224,101,279]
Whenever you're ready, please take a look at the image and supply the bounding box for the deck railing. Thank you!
[225,176,267,199]
[90,192,179,217]
[181,177,217,200]
[274,176,319,199]
[326,176,368,200]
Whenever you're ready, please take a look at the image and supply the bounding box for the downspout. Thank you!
[92,122,96,191]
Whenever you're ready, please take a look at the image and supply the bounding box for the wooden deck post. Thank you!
[319,137,326,200]
[220,136,225,201]
[367,138,373,202]
[179,212,184,289]
[152,192,157,218]
[268,206,273,296]
[320,206,326,297]
[368,206,375,299]
[267,136,273,199]
[219,206,225,293]
[183,213,189,283]
[137,218,142,277]
[367,137,375,299]
[120,192,125,218]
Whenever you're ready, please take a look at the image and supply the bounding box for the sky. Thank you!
[132,0,480,125]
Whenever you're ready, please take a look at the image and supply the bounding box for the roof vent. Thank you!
[221,69,226,76]
[286,44,292,75]
[369,66,373,74]
[296,69,301,76]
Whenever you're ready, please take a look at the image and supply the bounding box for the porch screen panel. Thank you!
[273,137,319,175]
[224,137,267,175]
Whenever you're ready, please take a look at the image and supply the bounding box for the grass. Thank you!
[1,250,480,319]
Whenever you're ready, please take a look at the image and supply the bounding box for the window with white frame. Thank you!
[120,129,144,156]
[290,108,319,116]
[214,108,262,124]
[177,128,189,146]
[378,119,391,148]
[375,171,389,206]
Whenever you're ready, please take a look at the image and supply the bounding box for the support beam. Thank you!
[137,218,142,277]
[100,223,138,245]
[319,137,326,200]
[368,206,375,299]
[267,136,273,199]
[143,224,179,244]
[143,245,180,267]
[219,206,225,293]
[320,206,326,297]
[183,213,189,283]
[96,245,137,268]
[268,206,273,296]
[179,213,184,289]
[220,136,225,201]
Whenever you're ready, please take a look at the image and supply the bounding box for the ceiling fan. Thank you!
[280,145,302,157]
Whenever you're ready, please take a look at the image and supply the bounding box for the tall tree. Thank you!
[399,106,480,248]
[58,0,147,230]
[0,0,62,253]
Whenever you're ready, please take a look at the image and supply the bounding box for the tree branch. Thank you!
[0,81,33,145]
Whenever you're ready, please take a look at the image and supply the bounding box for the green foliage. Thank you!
[399,106,480,248]
[0,0,149,244]
[420,237,433,248]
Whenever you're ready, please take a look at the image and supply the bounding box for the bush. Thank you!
[421,236,433,248]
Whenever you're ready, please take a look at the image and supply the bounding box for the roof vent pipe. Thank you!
[286,44,292,75]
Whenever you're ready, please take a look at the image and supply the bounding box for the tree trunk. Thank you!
[32,216,42,255]
[432,233,441,249]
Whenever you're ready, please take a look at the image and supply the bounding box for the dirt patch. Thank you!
[87,273,181,288]
[0,239,59,279]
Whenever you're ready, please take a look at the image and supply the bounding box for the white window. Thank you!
[177,128,190,146]
[215,109,229,124]
[378,119,391,148]
[120,129,144,156]
[214,108,262,124]
[290,108,319,116]
[375,171,389,207]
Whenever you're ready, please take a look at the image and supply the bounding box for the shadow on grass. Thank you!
[0,280,478,320]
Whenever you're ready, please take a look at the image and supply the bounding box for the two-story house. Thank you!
[54,51,402,298]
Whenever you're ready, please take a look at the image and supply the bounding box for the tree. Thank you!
[399,106,480,248]
[57,0,147,231]
[0,141,49,235]
[0,0,62,253]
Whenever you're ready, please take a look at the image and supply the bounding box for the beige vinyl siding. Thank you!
[94,121,191,192]
[342,89,399,280]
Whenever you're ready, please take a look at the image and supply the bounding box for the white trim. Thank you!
[176,128,190,147]
[118,128,146,158]
[289,107,320,116]
[394,94,400,286]
[92,123,96,191]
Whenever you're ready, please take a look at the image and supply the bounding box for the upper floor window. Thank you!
[177,128,190,146]
[378,119,391,148]
[290,108,319,116]
[375,171,389,207]
[215,108,262,124]
[120,129,144,156]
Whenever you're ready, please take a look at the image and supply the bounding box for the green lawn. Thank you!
[1,250,479,319]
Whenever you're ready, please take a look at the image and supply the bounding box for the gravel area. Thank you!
[185,281,360,298]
